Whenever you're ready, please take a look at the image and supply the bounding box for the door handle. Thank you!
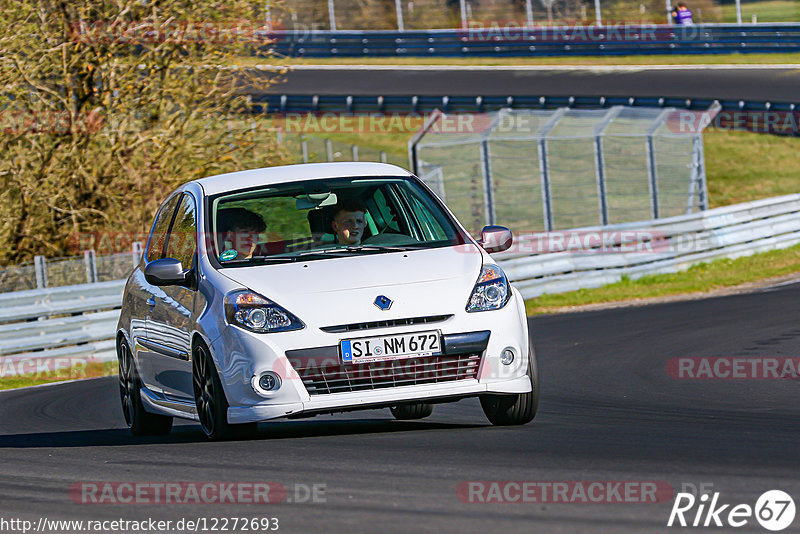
[146,297,156,307]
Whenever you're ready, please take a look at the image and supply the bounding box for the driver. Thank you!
[217,207,266,260]
[331,200,368,246]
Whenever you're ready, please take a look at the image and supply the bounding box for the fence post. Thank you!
[479,140,495,226]
[646,109,671,220]
[328,0,337,31]
[132,242,143,269]
[84,250,98,283]
[594,0,602,25]
[536,108,566,232]
[326,139,333,161]
[351,145,359,161]
[34,256,48,289]
[646,136,660,219]
[593,107,622,226]
[380,151,387,163]
[525,0,534,27]
[301,139,309,163]
[395,0,405,31]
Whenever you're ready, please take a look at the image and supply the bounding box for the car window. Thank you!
[397,186,451,241]
[209,176,467,266]
[146,193,181,263]
[165,194,197,268]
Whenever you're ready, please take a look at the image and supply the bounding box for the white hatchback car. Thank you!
[116,162,538,439]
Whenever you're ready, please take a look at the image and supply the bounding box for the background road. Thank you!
[259,65,800,101]
[2,282,800,533]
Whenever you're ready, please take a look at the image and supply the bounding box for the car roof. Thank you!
[193,162,414,196]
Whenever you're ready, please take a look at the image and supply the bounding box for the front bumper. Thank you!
[208,288,532,424]
[227,374,532,424]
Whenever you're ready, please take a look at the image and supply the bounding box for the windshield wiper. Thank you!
[343,245,419,252]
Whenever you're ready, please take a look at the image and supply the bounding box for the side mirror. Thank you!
[144,258,189,286]
[478,225,513,253]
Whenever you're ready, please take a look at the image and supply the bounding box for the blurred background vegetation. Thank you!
[0,0,289,264]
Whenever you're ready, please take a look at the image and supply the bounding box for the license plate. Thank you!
[340,330,441,364]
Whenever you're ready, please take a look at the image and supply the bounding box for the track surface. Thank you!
[259,65,800,101]
[2,283,800,533]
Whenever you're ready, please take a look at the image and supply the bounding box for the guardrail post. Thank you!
[84,250,98,283]
[34,256,48,289]
[132,242,143,268]
[479,139,496,226]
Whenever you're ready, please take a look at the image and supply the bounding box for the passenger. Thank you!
[331,200,368,246]
[217,207,266,260]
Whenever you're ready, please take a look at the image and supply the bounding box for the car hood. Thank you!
[218,245,484,327]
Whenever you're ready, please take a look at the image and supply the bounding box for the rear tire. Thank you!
[390,402,434,420]
[118,339,173,436]
[480,344,539,426]
[192,340,258,440]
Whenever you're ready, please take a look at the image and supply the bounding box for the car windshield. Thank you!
[209,176,467,265]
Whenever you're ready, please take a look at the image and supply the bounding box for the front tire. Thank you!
[480,344,539,426]
[390,402,433,420]
[192,340,257,440]
[118,340,173,436]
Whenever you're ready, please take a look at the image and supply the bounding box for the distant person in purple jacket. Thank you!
[672,3,694,25]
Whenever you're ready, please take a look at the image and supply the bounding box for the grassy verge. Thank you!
[0,360,116,391]
[524,243,800,315]
[722,0,800,23]
[704,130,800,208]
[243,51,800,67]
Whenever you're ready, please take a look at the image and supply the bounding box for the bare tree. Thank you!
[0,0,287,263]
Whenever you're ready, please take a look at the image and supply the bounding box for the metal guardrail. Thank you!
[495,193,800,299]
[265,23,800,57]
[0,280,124,377]
[258,94,800,137]
[2,194,800,374]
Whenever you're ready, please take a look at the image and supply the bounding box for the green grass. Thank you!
[0,360,116,391]
[704,130,800,208]
[525,242,800,314]
[721,0,800,23]
[243,51,800,67]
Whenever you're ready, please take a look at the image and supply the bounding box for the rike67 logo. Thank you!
[667,490,796,531]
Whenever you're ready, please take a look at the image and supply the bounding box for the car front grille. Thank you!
[319,314,452,334]
[291,352,481,396]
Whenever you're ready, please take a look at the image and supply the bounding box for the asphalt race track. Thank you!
[259,65,800,102]
[2,282,800,533]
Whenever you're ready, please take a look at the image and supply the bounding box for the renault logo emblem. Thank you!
[374,295,392,310]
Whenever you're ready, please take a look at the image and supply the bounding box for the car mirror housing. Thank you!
[478,226,513,253]
[144,258,189,286]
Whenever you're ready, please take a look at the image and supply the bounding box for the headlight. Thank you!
[224,290,305,333]
[466,264,510,312]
